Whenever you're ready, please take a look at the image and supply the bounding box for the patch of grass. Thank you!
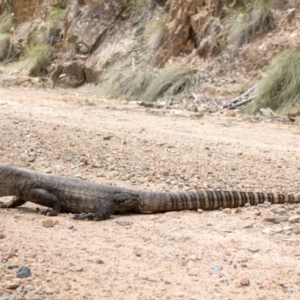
[101,67,155,99]
[24,44,52,76]
[125,0,151,16]
[50,6,66,24]
[0,33,10,60]
[245,51,300,115]
[144,19,168,51]
[98,62,197,102]
[29,29,48,46]
[0,33,9,44]
[143,65,196,101]
[229,0,273,55]
[0,14,13,34]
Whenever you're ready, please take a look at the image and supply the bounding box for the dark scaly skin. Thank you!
[0,166,299,221]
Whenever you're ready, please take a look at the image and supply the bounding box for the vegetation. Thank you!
[143,66,196,101]
[98,62,197,102]
[144,19,168,51]
[0,13,13,34]
[229,0,273,55]
[245,51,300,115]
[25,44,52,76]
[125,0,151,16]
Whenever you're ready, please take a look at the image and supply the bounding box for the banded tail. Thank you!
[138,190,300,212]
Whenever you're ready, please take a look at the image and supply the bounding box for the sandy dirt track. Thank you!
[0,87,300,300]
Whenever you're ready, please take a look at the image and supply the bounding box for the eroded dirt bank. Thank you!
[0,87,300,299]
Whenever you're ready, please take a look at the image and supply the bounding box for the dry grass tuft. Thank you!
[245,51,300,115]
[143,65,196,101]
[229,0,273,55]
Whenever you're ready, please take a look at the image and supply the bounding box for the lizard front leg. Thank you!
[24,188,61,216]
[72,192,140,221]
[0,196,26,208]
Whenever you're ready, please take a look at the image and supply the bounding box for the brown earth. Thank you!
[1,87,300,299]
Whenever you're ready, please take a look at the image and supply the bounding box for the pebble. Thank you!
[235,207,242,213]
[271,207,287,215]
[103,135,113,140]
[17,266,32,279]
[248,247,259,253]
[0,234,5,239]
[289,216,300,223]
[68,224,74,229]
[240,278,250,286]
[197,209,203,213]
[257,201,271,208]
[293,228,300,234]
[262,227,272,234]
[116,220,132,226]
[273,227,283,233]
[264,215,288,224]
[92,256,104,264]
[7,262,18,269]
[4,280,21,289]
[223,208,231,214]
[42,219,56,228]
[211,265,222,275]
[45,287,59,295]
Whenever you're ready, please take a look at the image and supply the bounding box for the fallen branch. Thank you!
[229,96,256,109]
[223,84,258,108]
[266,107,289,121]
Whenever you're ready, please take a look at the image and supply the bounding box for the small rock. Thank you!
[272,227,283,233]
[197,209,203,214]
[7,262,18,269]
[258,201,271,208]
[68,224,74,229]
[248,247,259,253]
[240,278,250,286]
[45,287,59,295]
[223,208,231,214]
[4,280,21,289]
[292,228,300,234]
[17,266,32,279]
[264,215,288,224]
[103,135,113,141]
[235,207,242,213]
[92,256,104,264]
[42,219,55,227]
[243,223,254,229]
[289,216,300,223]
[262,227,272,234]
[116,220,132,226]
[0,234,5,239]
[271,207,287,215]
[211,265,222,275]
[244,203,250,207]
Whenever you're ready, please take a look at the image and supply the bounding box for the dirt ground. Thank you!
[0,86,300,300]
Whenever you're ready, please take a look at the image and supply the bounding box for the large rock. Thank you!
[64,0,128,54]
[51,0,131,86]
[155,0,226,66]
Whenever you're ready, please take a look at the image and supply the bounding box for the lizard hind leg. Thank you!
[0,196,26,208]
[71,192,140,221]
